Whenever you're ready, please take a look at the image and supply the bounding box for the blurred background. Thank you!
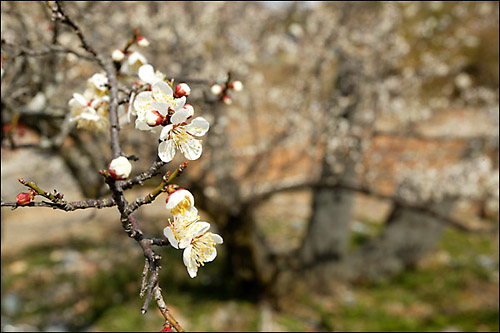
[1,1,499,332]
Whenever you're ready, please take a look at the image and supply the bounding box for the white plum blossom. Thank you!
[84,73,108,99]
[163,211,223,278]
[138,64,165,85]
[133,81,186,131]
[108,156,132,180]
[126,51,148,73]
[163,216,206,250]
[158,108,209,162]
[166,189,198,217]
[183,226,223,278]
[68,93,109,132]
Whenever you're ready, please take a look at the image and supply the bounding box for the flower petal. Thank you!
[151,101,170,116]
[159,124,174,141]
[172,96,186,111]
[135,117,151,131]
[192,222,211,237]
[133,91,153,115]
[205,247,217,262]
[187,266,198,278]
[183,246,192,268]
[163,226,179,249]
[158,139,176,163]
[170,108,190,125]
[179,137,202,160]
[71,93,88,107]
[152,81,173,103]
[211,233,224,244]
[138,64,156,84]
[185,117,210,137]
[166,189,195,211]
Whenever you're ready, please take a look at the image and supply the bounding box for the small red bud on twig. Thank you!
[16,192,34,206]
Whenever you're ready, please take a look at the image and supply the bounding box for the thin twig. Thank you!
[126,161,188,214]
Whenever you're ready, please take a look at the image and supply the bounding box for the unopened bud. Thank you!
[210,84,224,96]
[222,95,232,105]
[137,36,150,48]
[182,104,194,118]
[229,80,243,91]
[174,83,191,98]
[16,192,34,206]
[108,156,132,180]
[146,110,164,127]
[112,49,125,62]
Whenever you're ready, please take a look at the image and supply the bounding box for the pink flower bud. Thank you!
[229,80,243,91]
[146,110,164,127]
[108,156,132,180]
[16,192,34,206]
[174,83,191,98]
[210,84,224,96]
[222,95,232,105]
[137,36,150,48]
[111,49,125,62]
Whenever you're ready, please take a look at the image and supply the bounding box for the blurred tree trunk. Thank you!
[344,199,455,279]
[299,52,361,267]
[299,159,355,265]
[302,199,456,286]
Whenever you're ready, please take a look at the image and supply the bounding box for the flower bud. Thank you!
[229,80,243,91]
[160,323,173,332]
[137,36,150,48]
[174,83,191,98]
[182,104,194,118]
[145,110,164,127]
[222,95,232,105]
[210,84,224,96]
[16,192,34,206]
[108,156,132,180]
[111,49,125,62]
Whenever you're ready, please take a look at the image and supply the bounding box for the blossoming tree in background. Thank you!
[1,1,498,329]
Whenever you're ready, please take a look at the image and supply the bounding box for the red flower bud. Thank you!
[222,94,232,105]
[16,192,34,206]
[160,323,173,332]
[174,83,191,98]
[137,36,150,48]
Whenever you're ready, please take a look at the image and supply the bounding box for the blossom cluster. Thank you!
[66,36,222,279]
[133,64,210,163]
[68,73,110,132]
[163,189,223,278]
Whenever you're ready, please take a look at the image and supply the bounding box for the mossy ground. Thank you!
[1,224,498,332]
